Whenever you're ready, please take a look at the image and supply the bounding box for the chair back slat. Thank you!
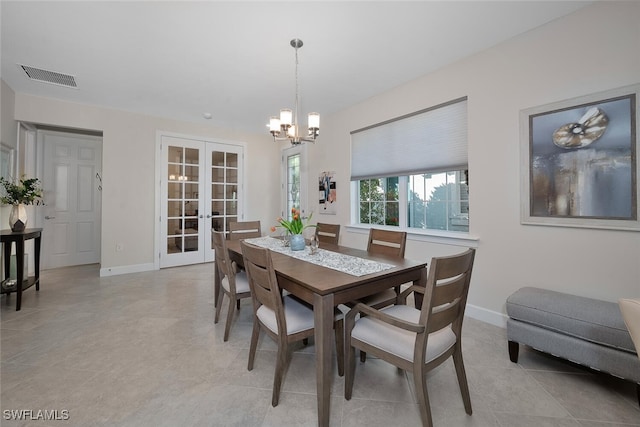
[428,298,462,333]
[367,229,407,258]
[431,276,466,308]
[229,221,262,240]
[316,223,340,245]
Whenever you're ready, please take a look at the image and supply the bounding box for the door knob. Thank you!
[45,215,56,220]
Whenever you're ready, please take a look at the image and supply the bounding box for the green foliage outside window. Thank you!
[359,177,399,226]
[358,170,469,232]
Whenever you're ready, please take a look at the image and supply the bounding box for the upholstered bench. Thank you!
[506,287,640,406]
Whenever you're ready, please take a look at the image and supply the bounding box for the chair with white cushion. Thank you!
[358,228,407,309]
[240,240,344,407]
[345,248,476,427]
[350,228,407,362]
[213,231,251,342]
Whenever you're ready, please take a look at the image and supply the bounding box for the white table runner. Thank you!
[243,237,395,277]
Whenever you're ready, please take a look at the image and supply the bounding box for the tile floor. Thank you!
[1,263,638,427]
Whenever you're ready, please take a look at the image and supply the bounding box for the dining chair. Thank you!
[240,240,344,407]
[348,228,408,307]
[350,228,408,361]
[361,228,407,305]
[619,298,640,358]
[228,220,262,240]
[315,222,340,245]
[212,231,252,342]
[345,248,476,427]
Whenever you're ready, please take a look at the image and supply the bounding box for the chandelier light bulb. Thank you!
[280,109,292,127]
[308,112,320,129]
[269,116,281,133]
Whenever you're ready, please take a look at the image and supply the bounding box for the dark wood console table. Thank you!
[0,228,42,311]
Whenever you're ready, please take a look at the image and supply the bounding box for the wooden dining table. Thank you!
[215,239,428,427]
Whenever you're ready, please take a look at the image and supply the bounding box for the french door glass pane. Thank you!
[211,150,239,239]
[286,154,300,219]
[167,146,200,254]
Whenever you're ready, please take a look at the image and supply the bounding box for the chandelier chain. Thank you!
[294,43,299,136]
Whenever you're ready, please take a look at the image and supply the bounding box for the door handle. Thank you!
[199,215,204,219]
[206,214,211,218]
[45,215,56,220]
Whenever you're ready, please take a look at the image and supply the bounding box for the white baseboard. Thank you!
[100,263,156,277]
[97,265,509,330]
[466,303,507,329]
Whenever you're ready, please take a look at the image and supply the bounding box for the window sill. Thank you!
[345,224,479,248]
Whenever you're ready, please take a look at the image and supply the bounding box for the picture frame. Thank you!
[319,171,337,215]
[520,84,639,231]
[0,143,15,182]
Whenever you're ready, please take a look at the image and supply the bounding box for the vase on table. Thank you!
[290,234,305,251]
[9,204,27,232]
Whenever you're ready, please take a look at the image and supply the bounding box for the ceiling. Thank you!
[1,1,591,135]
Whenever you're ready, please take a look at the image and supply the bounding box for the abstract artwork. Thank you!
[520,84,639,231]
[319,171,337,215]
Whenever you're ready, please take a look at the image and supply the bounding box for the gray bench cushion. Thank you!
[506,287,636,353]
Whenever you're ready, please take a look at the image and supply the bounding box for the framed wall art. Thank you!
[520,84,639,231]
[319,171,337,215]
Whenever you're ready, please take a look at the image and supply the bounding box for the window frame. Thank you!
[349,97,475,244]
[353,170,469,231]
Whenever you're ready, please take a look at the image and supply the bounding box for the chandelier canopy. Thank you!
[268,38,319,145]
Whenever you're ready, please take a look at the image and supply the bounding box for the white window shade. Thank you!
[351,97,467,181]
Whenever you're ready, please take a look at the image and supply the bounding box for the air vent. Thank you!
[19,65,77,88]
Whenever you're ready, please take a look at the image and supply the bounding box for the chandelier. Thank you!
[268,38,319,145]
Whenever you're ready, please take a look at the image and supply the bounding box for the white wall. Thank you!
[309,1,640,323]
[0,80,16,227]
[4,1,639,325]
[12,95,280,272]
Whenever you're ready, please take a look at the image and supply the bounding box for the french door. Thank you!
[159,134,243,268]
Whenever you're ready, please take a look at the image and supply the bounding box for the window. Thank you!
[286,152,300,219]
[359,177,400,226]
[408,170,468,231]
[281,144,308,221]
[351,97,469,233]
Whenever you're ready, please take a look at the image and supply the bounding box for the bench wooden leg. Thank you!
[636,383,639,408]
[508,340,519,363]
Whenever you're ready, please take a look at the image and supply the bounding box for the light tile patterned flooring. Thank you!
[1,263,638,426]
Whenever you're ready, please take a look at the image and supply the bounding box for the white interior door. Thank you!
[159,134,243,268]
[41,130,102,269]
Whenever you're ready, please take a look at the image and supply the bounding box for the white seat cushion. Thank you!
[221,270,250,294]
[352,305,456,363]
[257,295,315,335]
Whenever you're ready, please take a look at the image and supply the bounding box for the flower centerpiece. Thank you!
[0,176,44,232]
[270,208,316,251]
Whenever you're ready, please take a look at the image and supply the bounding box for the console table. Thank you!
[0,228,42,311]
